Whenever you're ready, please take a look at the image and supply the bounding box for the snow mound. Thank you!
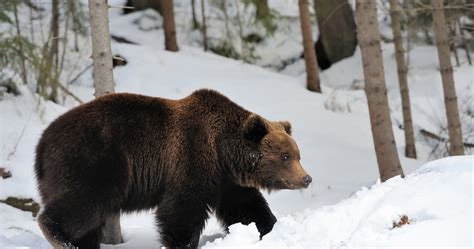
[204,156,473,248]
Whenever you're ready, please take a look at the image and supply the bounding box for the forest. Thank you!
[0,0,473,248]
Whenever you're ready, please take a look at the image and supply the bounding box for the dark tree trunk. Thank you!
[313,0,357,70]
[191,0,199,30]
[355,0,404,182]
[298,0,321,92]
[162,0,179,52]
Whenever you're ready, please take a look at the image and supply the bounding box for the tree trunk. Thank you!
[457,19,472,65]
[12,1,28,85]
[191,0,199,30]
[388,0,416,159]
[355,0,404,182]
[314,0,357,70]
[48,0,60,102]
[298,0,321,93]
[254,0,270,21]
[162,0,179,52]
[201,0,208,51]
[431,0,464,155]
[88,1,115,97]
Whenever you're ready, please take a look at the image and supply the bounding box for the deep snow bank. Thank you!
[204,156,473,248]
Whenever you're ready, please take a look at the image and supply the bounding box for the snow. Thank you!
[1,0,473,248]
[204,156,473,248]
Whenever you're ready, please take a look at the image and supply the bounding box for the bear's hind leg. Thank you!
[38,197,106,249]
[216,182,276,239]
[72,227,102,249]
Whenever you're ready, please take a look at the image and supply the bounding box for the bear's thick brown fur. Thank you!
[35,89,311,248]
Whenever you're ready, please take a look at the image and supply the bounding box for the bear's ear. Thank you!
[243,114,268,142]
[278,121,292,135]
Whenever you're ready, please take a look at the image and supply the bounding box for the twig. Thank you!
[57,83,84,104]
[67,64,93,85]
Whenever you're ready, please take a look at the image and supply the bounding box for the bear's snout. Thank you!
[302,175,312,188]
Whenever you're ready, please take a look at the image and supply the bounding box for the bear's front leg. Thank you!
[216,182,277,239]
[156,196,209,248]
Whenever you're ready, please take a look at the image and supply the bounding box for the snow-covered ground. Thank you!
[1,0,473,248]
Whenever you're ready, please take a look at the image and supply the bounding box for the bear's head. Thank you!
[239,114,312,191]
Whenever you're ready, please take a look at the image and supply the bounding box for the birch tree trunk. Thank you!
[388,0,416,159]
[162,0,179,52]
[355,0,404,181]
[431,0,464,155]
[298,0,321,93]
[89,0,120,243]
[89,0,115,98]
[201,0,208,51]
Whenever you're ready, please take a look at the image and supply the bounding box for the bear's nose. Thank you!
[303,175,312,187]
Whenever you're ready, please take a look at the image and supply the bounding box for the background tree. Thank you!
[388,0,417,159]
[298,0,321,92]
[355,0,404,181]
[162,0,178,51]
[201,0,208,51]
[191,0,199,30]
[313,0,357,70]
[431,0,464,156]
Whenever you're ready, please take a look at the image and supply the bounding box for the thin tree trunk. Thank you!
[449,23,460,67]
[457,19,472,65]
[191,0,199,30]
[201,0,208,51]
[355,0,404,181]
[388,0,416,159]
[298,0,321,93]
[235,0,247,60]
[12,1,28,85]
[254,0,270,21]
[48,0,60,102]
[431,0,464,155]
[162,0,179,52]
[88,0,120,243]
[88,0,116,97]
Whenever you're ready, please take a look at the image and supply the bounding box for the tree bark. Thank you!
[162,0,179,52]
[355,0,404,182]
[201,0,208,51]
[388,0,416,159]
[431,0,464,155]
[89,0,115,98]
[191,0,199,30]
[457,19,472,65]
[48,0,60,102]
[298,0,321,93]
[12,1,28,85]
[314,0,357,70]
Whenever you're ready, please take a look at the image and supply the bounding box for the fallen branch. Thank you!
[420,129,474,148]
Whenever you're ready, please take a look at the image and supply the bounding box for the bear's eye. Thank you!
[282,155,290,161]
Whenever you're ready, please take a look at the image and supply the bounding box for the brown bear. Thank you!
[34,89,312,249]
